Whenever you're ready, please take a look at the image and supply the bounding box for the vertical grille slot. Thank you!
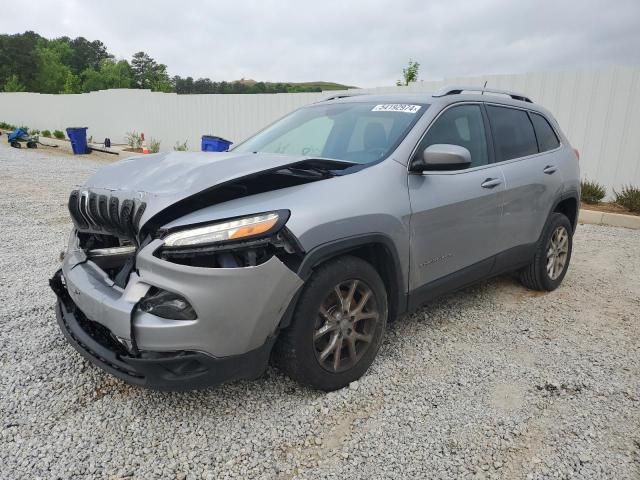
[79,192,93,228]
[87,193,102,231]
[120,199,135,237]
[68,190,88,229]
[108,197,121,235]
[133,202,147,233]
[98,195,112,231]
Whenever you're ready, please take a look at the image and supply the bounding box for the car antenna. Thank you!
[482,80,487,94]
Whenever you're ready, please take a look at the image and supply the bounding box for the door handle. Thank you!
[543,165,557,175]
[481,178,502,189]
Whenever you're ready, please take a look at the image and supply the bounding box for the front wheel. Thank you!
[274,255,387,391]
[520,212,573,291]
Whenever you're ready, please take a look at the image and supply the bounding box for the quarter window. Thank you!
[486,105,538,161]
[530,112,560,152]
[416,104,488,169]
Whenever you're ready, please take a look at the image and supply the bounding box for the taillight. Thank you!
[573,148,580,161]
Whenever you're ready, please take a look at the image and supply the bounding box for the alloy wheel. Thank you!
[546,226,569,280]
[313,279,380,373]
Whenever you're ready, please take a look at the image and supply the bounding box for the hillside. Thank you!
[288,81,355,91]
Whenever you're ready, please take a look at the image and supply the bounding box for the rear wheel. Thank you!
[274,255,387,391]
[10,141,20,148]
[27,141,37,148]
[520,212,573,291]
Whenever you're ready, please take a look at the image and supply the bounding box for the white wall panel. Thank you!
[1,67,639,196]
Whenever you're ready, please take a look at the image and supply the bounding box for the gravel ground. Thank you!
[1,141,639,480]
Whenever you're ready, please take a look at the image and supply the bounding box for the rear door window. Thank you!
[486,105,538,161]
[530,113,560,152]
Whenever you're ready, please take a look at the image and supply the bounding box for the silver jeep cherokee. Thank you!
[50,86,580,391]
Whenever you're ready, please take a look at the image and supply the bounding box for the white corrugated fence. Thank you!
[1,66,639,195]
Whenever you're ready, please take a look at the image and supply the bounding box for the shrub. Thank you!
[53,130,65,139]
[173,140,188,151]
[580,179,606,204]
[614,185,640,213]
[41,129,52,138]
[0,121,16,130]
[29,129,40,136]
[149,137,161,153]
[126,131,142,149]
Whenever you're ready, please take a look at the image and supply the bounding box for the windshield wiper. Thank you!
[277,158,358,179]
[281,165,336,178]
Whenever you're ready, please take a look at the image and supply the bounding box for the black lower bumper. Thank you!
[50,270,274,391]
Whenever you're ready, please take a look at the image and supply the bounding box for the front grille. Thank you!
[69,190,146,239]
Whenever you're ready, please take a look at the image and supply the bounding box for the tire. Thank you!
[10,141,21,148]
[27,141,37,149]
[274,255,388,391]
[520,212,573,291]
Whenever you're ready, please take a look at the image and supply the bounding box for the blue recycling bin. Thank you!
[201,135,232,152]
[66,127,90,155]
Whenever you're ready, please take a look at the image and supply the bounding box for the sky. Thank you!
[2,0,639,87]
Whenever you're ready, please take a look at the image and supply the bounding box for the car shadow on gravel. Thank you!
[76,273,533,405]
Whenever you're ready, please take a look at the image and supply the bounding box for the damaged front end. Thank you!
[50,153,353,389]
[65,155,353,285]
[50,265,290,390]
[51,223,305,389]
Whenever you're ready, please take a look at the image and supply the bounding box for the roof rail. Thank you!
[432,85,533,103]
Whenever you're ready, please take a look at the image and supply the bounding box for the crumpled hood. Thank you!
[85,150,308,196]
[80,151,311,231]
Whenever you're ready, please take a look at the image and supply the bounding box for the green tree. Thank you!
[63,71,81,93]
[99,59,133,89]
[174,75,195,94]
[80,67,105,92]
[0,31,44,91]
[48,37,75,67]
[396,59,420,86]
[3,74,26,92]
[151,76,174,93]
[131,51,171,91]
[80,59,132,92]
[34,46,72,93]
[1,30,353,95]
[68,37,111,74]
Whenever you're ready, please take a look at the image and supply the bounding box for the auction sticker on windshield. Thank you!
[371,104,421,113]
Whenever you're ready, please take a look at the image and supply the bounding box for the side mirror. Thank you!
[410,144,472,172]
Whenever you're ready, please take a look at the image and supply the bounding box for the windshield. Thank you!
[233,101,428,164]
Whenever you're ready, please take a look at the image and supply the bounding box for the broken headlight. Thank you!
[162,211,285,248]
